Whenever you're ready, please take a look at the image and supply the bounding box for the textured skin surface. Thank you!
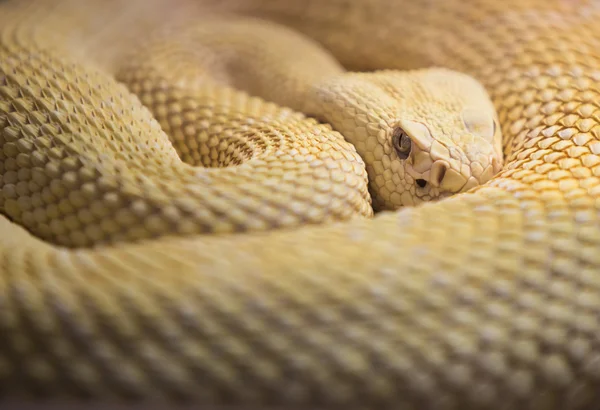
[2,0,600,409]
[307,69,503,208]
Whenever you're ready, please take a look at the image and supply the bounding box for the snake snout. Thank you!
[426,160,468,193]
[429,161,448,188]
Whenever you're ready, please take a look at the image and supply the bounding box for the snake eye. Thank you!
[392,127,412,160]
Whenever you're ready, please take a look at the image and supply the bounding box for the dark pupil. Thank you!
[393,128,411,159]
[399,134,410,152]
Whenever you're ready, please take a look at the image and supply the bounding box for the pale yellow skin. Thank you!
[310,69,503,208]
[1,0,600,409]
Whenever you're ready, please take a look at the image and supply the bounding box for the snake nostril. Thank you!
[416,179,427,188]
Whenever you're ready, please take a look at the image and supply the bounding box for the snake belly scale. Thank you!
[1,0,600,409]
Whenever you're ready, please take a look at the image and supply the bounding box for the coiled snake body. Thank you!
[1,0,600,408]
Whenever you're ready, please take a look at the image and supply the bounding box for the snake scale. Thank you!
[1,0,600,408]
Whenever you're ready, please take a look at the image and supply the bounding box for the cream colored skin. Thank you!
[309,69,504,209]
[121,18,503,212]
[2,0,600,409]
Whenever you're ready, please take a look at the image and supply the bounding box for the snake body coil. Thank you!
[1,0,600,409]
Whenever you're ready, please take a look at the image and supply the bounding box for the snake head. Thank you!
[308,67,503,210]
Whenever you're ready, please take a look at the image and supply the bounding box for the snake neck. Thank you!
[122,16,347,115]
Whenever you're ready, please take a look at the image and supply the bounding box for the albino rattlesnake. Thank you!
[1,0,600,409]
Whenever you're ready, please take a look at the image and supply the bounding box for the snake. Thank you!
[1,0,600,408]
